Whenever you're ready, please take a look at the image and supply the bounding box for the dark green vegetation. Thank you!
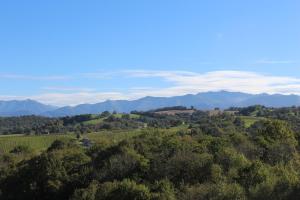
[0,113,144,135]
[2,106,300,199]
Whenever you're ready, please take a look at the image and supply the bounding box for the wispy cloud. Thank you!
[81,71,120,79]
[41,86,96,92]
[255,59,296,64]
[0,73,70,80]
[31,92,129,106]
[125,70,199,79]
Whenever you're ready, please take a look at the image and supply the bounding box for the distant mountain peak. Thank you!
[0,99,57,116]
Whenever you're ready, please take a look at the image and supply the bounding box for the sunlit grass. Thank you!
[239,116,266,128]
[0,134,74,153]
[83,114,140,125]
[0,125,184,154]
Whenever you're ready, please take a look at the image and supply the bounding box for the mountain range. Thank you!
[2,91,300,117]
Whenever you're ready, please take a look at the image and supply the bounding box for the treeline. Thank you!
[0,116,60,135]
[0,112,145,135]
[231,105,300,135]
[3,105,300,137]
[1,113,300,199]
[0,107,201,135]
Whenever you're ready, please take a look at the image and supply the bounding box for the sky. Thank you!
[0,0,300,106]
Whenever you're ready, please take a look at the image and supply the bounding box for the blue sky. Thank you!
[0,0,300,106]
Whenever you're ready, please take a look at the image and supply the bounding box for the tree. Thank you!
[96,179,151,200]
[101,111,111,118]
[71,181,98,200]
[250,120,298,164]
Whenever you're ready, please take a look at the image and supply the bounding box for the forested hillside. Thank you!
[1,106,300,199]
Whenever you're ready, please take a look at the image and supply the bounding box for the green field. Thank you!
[83,113,140,125]
[0,130,140,153]
[0,115,262,154]
[0,126,184,154]
[240,116,266,128]
[83,118,105,125]
[0,134,74,153]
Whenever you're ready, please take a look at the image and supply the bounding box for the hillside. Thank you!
[2,106,300,199]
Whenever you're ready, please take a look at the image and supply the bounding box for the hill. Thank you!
[2,106,300,199]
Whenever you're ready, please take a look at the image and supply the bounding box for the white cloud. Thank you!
[41,86,96,92]
[125,70,300,96]
[0,73,69,80]
[31,92,129,106]
[81,71,120,79]
[125,70,199,79]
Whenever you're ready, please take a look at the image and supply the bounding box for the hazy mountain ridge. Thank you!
[0,99,57,116]
[2,91,300,117]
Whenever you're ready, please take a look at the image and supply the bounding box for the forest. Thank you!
[1,106,300,199]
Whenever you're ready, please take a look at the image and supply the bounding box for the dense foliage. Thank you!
[0,116,60,135]
[0,112,144,135]
[1,106,300,199]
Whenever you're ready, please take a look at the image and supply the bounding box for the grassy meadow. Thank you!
[0,134,74,153]
[239,116,266,128]
[0,125,186,154]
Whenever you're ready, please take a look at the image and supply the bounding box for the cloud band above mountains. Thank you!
[2,70,300,106]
